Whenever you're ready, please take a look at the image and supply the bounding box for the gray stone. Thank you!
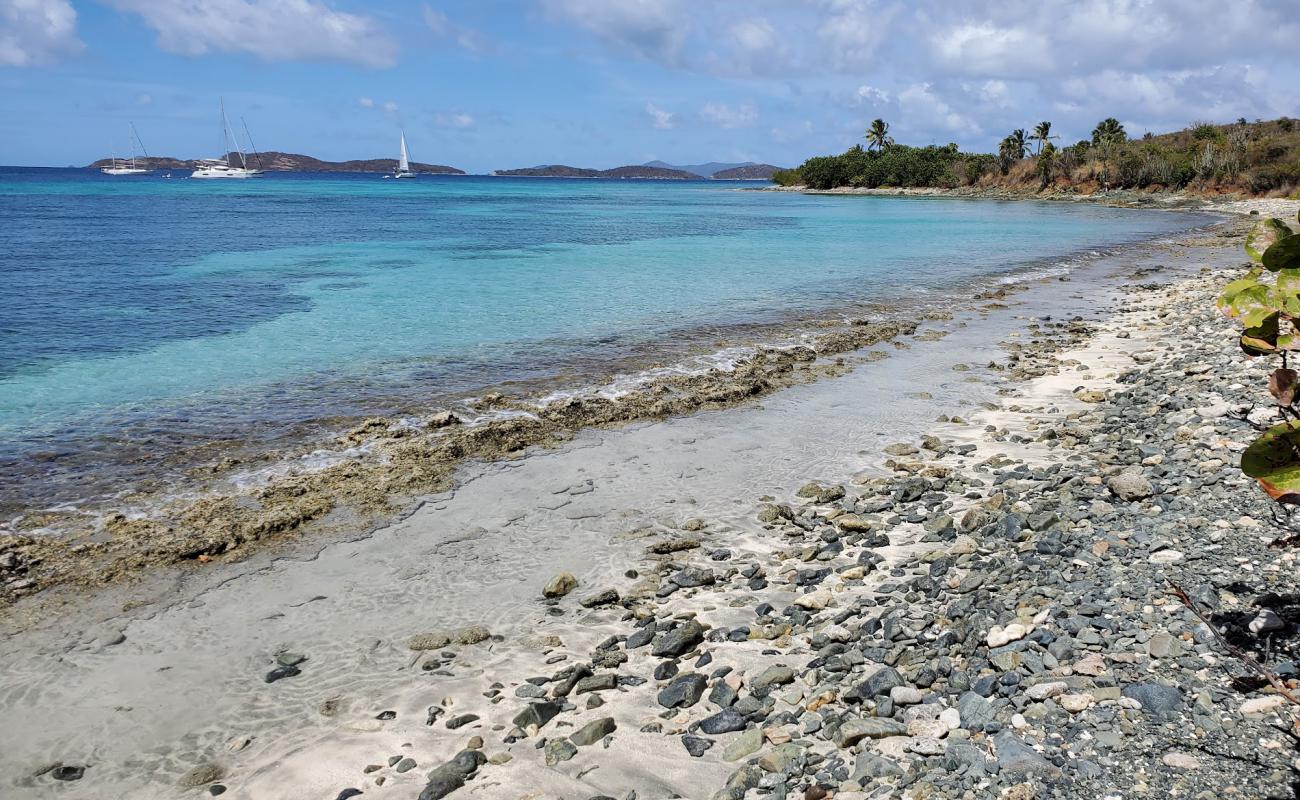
[835,716,909,746]
[1107,472,1153,501]
[993,731,1060,776]
[570,717,616,746]
[658,673,708,709]
[1121,682,1182,716]
[958,691,994,729]
[544,738,578,765]
[852,752,904,781]
[543,572,578,599]
[651,620,705,658]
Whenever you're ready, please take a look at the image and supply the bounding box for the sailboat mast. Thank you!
[220,98,246,168]
[241,117,263,171]
[131,122,149,169]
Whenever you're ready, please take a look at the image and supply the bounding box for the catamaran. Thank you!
[392,131,415,179]
[101,124,152,175]
[192,100,264,179]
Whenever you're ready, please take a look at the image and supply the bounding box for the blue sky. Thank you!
[3,0,1299,172]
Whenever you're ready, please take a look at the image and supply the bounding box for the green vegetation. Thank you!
[774,117,1300,196]
[1217,213,1300,510]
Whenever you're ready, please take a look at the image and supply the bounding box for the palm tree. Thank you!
[1009,129,1028,159]
[1031,121,1059,155]
[997,136,1019,175]
[865,118,893,152]
[1091,118,1127,148]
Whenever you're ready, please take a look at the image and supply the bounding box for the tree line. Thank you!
[772,116,1300,195]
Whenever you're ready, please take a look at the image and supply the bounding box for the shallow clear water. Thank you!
[0,168,1207,511]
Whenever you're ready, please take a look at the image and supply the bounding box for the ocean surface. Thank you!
[0,168,1209,514]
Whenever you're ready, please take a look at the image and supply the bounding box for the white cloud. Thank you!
[0,0,82,66]
[358,96,374,108]
[897,82,979,136]
[436,110,475,129]
[929,22,1050,76]
[645,102,675,129]
[107,0,397,68]
[732,17,777,54]
[701,102,757,129]
[136,92,153,105]
[422,4,491,53]
[853,84,891,105]
[817,0,895,70]
[542,0,684,64]
[383,100,399,113]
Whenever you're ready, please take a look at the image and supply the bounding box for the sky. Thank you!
[2,0,1298,172]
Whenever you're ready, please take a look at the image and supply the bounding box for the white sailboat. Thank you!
[101,124,152,175]
[392,131,415,179]
[192,100,264,179]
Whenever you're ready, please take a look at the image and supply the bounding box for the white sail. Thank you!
[399,133,410,172]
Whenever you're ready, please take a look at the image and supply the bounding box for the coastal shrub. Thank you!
[771,168,802,187]
[1217,213,1300,517]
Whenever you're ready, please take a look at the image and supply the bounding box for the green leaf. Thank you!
[1245,218,1293,263]
[1217,269,1268,319]
[1274,268,1300,317]
[1263,234,1300,272]
[1241,312,1280,355]
[1243,421,1300,504]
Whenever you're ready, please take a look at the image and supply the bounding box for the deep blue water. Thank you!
[0,168,1208,510]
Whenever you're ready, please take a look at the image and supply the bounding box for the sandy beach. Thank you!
[3,198,1298,799]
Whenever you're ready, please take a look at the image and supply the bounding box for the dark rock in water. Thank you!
[580,589,620,608]
[375,710,397,721]
[652,619,705,658]
[209,786,227,797]
[993,731,1061,776]
[698,708,747,734]
[1122,682,1182,716]
[672,566,716,588]
[335,790,363,800]
[658,673,708,708]
[265,664,301,683]
[570,716,617,746]
[512,701,561,731]
[682,734,714,757]
[626,624,655,649]
[446,713,479,729]
[52,766,85,781]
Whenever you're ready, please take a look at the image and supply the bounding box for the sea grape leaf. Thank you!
[1275,269,1300,317]
[1217,269,1269,319]
[1242,421,1300,504]
[1241,312,1279,355]
[1245,218,1293,263]
[1270,368,1298,406]
[1263,235,1300,272]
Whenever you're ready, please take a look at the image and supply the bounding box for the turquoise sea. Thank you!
[0,169,1209,513]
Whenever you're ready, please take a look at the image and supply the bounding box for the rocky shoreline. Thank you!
[282,221,1299,799]
[7,208,1300,799]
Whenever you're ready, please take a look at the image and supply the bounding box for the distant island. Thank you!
[87,151,465,175]
[492,161,784,180]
